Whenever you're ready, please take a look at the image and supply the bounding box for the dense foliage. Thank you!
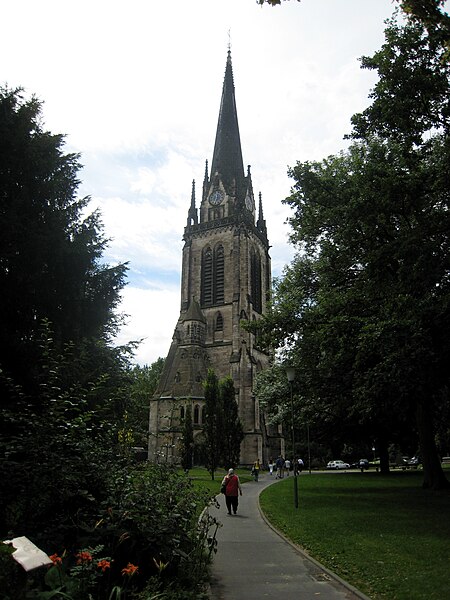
[127,359,165,448]
[253,15,450,489]
[0,88,128,396]
[220,377,244,469]
[203,370,244,478]
[0,85,128,537]
[1,464,216,600]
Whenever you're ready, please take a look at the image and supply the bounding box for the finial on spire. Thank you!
[228,29,231,54]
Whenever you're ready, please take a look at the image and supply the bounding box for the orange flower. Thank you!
[76,551,93,565]
[121,562,139,576]
[49,553,62,566]
[97,559,111,573]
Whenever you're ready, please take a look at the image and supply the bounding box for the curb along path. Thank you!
[208,474,370,600]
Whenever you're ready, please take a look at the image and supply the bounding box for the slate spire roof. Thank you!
[210,49,245,194]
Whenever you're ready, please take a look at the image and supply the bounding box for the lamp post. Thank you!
[307,422,311,475]
[285,367,298,509]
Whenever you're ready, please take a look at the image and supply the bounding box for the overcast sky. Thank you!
[3,0,398,365]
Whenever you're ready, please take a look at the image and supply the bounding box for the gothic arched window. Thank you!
[194,404,200,424]
[250,247,262,313]
[215,312,224,331]
[214,245,225,304]
[201,244,225,307]
[201,247,213,306]
[180,406,185,420]
[201,406,206,424]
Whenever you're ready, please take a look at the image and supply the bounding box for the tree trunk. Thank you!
[378,439,390,474]
[416,398,449,490]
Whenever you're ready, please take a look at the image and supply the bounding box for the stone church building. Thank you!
[148,50,283,466]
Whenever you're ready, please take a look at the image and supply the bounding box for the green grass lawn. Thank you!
[260,471,450,600]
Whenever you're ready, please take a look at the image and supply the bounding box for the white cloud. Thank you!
[116,286,180,366]
[2,0,397,365]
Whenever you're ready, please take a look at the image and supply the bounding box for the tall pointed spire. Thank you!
[210,49,245,195]
[187,179,198,227]
[257,191,267,237]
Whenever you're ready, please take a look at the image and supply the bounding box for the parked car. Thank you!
[349,459,370,470]
[407,456,420,468]
[327,460,350,470]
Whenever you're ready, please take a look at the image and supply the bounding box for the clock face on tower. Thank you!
[245,192,254,211]
[209,190,224,205]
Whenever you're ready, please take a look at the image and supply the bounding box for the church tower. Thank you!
[148,50,283,465]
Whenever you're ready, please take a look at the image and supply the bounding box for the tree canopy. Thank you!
[0,87,128,398]
[202,369,243,477]
[0,87,133,538]
[254,15,450,489]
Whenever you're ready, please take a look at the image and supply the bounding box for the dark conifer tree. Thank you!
[203,369,223,480]
[0,87,128,399]
[220,376,244,468]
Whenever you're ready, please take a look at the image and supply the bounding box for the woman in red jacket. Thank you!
[221,468,242,515]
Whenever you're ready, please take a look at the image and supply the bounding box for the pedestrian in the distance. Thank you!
[252,458,261,481]
[285,458,291,476]
[268,458,274,475]
[221,468,242,515]
[276,455,284,479]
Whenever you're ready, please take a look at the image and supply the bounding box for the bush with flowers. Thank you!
[0,329,218,599]
[1,464,218,600]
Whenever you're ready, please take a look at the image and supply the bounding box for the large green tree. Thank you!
[126,358,165,446]
[0,87,127,399]
[0,87,133,538]
[202,372,244,473]
[203,369,223,480]
[256,16,450,489]
[219,376,244,468]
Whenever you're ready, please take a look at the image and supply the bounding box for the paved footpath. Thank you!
[208,473,371,600]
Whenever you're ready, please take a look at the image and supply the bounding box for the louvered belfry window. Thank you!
[201,244,225,307]
[214,245,225,304]
[251,247,262,313]
[201,246,213,306]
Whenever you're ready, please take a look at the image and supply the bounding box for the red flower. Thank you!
[121,562,139,576]
[76,551,93,565]
[49,553,62,566]
[97,559,111,573]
